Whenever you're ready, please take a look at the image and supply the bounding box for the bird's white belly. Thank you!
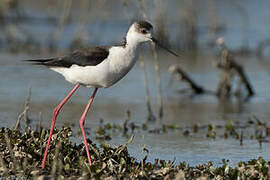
[51,59,135,88]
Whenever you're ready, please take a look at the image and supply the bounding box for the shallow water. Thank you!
[1,0,270,166]
[1,51,270,165]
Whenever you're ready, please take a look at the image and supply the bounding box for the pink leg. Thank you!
[41,83,80,169]
[79,88,98,167]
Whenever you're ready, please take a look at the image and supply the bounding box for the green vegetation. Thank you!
[1,125,270,179]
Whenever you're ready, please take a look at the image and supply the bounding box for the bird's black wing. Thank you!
[26,46,110,67]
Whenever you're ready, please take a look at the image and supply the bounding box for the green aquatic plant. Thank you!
[2,126,270,179]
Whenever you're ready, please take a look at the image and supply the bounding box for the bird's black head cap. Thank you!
[135,20,153,31]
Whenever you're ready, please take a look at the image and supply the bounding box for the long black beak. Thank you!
[151,37,179,57]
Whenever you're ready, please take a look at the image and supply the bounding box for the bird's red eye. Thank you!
[140,29,147,34]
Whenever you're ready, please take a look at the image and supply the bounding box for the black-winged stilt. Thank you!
[26,20,178,168]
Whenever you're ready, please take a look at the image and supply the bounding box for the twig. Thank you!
[24,89,31,133]
[139,57,156,121]
[14,88,31,132]
[123,110,130,136]
[120,0,131,21]
[151,43,164,121]
[74,0,90,38]
[70,0,91,50]
[51,0,72,51]
[35,112,42,132]
[137,0,158,122]
[216,38,254,97]
[256,39,270,58]
[113,134,134,157]
[240,130,243,146]
[169,64,205,94]
[137,0,147,20]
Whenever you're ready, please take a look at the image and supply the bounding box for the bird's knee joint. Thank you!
[53,107,60,114]
[79,121,84,127]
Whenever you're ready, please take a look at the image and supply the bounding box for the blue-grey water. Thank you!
[1,0,270,166]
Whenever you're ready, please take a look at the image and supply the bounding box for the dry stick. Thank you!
[169,65,205,94]
[151,44,164,121]
[52,0,72,50]
[140,146,149,171]
[35,111,42,132]
[240,130,243,146]
[138,0,160,122]
[72,0,91,43]
[14,88,31,132]
[24,88,31,133]
[208,0,219,46]
[40,128,46,157]
[123,110,130,136]
[138,0,147,20]
[217,40,254,97]
[229,60,254,96]
[114,134,134,157]
[14,109,24,130]
[139,57,156,121]
[216,49,233,97]
[120,0,131,20]
[256,39,270,58]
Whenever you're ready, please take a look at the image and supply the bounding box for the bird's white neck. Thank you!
[108,24,148,75]
[108,29,143,77]
[125,24,144,52]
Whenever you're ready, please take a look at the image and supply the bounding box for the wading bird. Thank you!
[26,20,178,168]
